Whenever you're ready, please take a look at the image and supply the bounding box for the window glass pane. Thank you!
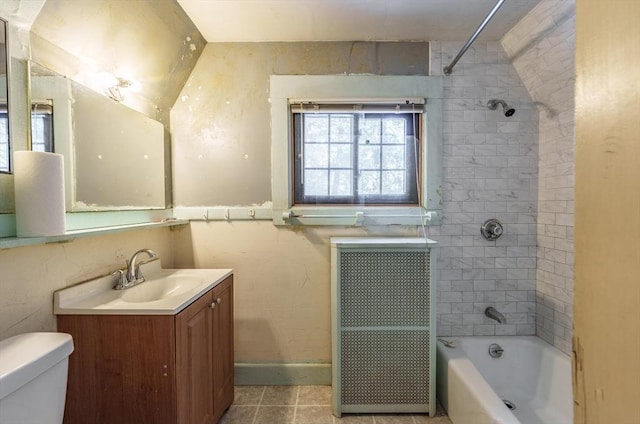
[382,171,406,194]
[304,170,328,196]
[330,144,351,168]
[304,115,329,143]
[293,110,419,205]
[382,118,406,144]
[31,115,47,152]
[0,147,7,171]
[358,171,380,195]
[330,170,352,196]
[358,117,381,144]
[30,110,54,153]
[304,144,329,168]
[330,115,352,143]
[358,145,380,169]
[382,145,405,169]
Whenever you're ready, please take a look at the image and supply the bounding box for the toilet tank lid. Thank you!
[0,332,74,400]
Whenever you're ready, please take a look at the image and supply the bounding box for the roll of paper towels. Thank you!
[14,151,66,237]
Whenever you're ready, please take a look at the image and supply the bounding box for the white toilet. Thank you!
[0,332,74,424]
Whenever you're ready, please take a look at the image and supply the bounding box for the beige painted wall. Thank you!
[171,42,431,206]
[0,227,174,340]
[169,42,434,363]
[172,221,416,362]
[574,1,640,422]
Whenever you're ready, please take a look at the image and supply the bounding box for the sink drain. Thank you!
[503,400,516,410]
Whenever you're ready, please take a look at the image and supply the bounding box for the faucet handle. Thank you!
[111,269,128,290]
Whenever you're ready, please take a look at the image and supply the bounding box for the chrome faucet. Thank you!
[112,249,159,290]
[485,306,507,324]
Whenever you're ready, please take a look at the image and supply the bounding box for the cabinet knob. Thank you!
[216,297,222,304]
[210,302,216,309]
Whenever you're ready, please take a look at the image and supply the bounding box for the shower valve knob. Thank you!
[481,219,504,241]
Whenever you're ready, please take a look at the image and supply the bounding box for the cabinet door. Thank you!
[212,276,234,422]
[176,290,215,424]
[58,315,176,424]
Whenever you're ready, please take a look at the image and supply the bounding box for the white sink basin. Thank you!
[54,262,232,315]
[121,275,203,303]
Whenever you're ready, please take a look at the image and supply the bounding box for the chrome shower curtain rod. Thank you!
[443,0,506,76]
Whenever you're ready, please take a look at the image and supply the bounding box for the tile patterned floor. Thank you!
[220,386,453,424]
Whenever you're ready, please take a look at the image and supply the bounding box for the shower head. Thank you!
[487,99,515,117]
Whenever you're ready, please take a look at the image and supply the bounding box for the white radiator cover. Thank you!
[330,237,438,417]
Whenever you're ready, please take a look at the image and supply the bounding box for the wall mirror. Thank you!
[0,17,10,174]
[29,61,170,211]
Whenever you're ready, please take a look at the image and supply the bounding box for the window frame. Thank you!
[30,70,75,211]
[270,75,443,226]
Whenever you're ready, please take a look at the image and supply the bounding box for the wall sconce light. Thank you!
[107,77,132,103]
[97,71,141,103]
[107,77,142,103]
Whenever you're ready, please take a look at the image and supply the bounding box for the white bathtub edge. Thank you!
[437,345,519,424]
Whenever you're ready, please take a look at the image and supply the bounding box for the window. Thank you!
[270,75,443,226]
[292,105,422,205]
[31,102,54,153]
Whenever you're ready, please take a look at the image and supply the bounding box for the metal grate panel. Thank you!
[333,246,434,415]
[339,250,430,327]
[341,329,430,405]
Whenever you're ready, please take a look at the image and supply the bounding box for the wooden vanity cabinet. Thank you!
[57,275,234,424]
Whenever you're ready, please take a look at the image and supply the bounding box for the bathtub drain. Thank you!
[503,400,516,411]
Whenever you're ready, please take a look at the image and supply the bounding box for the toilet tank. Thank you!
[0,332,74,424]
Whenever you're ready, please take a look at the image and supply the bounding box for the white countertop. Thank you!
[54,262,232,315]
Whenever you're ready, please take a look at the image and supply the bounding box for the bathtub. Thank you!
[436,336,572,424]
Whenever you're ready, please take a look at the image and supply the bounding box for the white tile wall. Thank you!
[501,0,576,354]
[430,41,538,337]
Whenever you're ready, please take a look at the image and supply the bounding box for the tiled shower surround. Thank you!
[501,0,576,354]
[429,41,539,337]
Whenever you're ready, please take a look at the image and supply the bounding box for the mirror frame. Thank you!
[0,16,11,174]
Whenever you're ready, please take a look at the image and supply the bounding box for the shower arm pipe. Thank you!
[442,0,506,76]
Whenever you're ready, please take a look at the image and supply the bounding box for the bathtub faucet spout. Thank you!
[485,307,507,324]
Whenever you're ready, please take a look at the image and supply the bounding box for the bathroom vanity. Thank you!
[54,265,234,424]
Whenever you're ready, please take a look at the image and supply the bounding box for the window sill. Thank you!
[274,206,441,226]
